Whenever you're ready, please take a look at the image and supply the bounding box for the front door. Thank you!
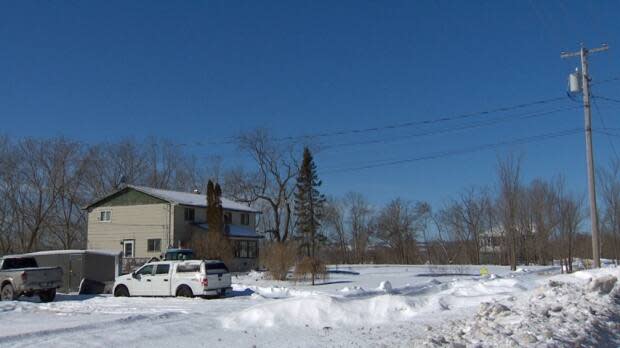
[123,240,135,258]
[131,264,154,296]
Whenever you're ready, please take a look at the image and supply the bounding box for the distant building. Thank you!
[84,185,262,271]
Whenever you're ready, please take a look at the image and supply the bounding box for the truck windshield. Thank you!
[2,257,38,269]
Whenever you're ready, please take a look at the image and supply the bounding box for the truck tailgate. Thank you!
[22,267,63,287]
[206,272,231,289]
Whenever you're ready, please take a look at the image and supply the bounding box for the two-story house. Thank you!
[84,185,262,271]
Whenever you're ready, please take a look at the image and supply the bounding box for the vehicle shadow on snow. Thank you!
[415,273,480,277]
[228,288,255,297]
[16,293,102,303]
[327,270,361,275]
[311,280,353,286]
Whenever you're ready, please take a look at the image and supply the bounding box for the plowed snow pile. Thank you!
[416,268,620,347]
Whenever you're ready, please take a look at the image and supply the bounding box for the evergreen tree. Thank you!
[206,180,224,235]
[203,180,232,263]
[294,147,326,285]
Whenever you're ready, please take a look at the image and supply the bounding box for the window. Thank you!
[147,239,161,252]
[224,212,232,224]
[247,241,257,258]
[123,240,135,258]
[177,263,201,273]
[240,213,250,226]
[234,240,258,258]
[2,257,38,270]
[155,264,170,275]
[136,265,154,276]
[184,207,195,221]
[100,210,111,222]
[206,262,229,274]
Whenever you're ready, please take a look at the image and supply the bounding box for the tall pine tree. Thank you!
[294,147,326,285]
[204,180,232,264]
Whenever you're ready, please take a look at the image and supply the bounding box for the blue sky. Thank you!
[1,1,620,208]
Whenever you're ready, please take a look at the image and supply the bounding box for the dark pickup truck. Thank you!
[0,256,63,302]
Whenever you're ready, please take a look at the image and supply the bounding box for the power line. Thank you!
[319,106,580,151]
[591,95,620,162]
[591,76,620,86]
[276,97,568,142]
[321,128,581,174]
[593,95,620,104]
[184,96,569,147]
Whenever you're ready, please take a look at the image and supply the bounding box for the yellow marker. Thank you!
[480,267,489,276]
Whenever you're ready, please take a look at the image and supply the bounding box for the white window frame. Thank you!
[99,210,111,222]
[147,238,161,252]
[122,240,135,258]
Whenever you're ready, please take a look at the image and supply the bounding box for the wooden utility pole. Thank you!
[561,43,608,268]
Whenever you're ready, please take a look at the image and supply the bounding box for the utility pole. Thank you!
[561,43,608,268]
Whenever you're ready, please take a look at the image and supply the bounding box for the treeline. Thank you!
[1,132,620,273]
[320,156,620,271]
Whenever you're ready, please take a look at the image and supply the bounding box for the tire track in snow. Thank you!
[0,311,184,347]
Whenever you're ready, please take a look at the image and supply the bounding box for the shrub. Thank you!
[260,242,296,280]
[294,256,327,284]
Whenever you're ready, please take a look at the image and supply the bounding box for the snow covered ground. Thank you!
[0,264,618,347]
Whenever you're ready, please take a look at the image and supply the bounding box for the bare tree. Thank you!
[554,179,584,273]
[232,129,299,242]
[439,187,490,265]
[496,155,522,271]
[323,197,349,264]
[599,160,620,265]
[47,139,89,249]
[345,192,373,263]
[525,179,558,265]
[376,198,419,264]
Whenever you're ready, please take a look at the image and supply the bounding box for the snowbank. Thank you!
[222,276,534,330]
[416,267,620,347]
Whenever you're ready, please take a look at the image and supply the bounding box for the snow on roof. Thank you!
[129,185,260,213]
[23,249,122,257]
[195,223,263,239]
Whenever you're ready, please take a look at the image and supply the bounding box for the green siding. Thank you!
[90,188,166,208]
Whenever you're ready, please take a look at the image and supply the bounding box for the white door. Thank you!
[123,240,135,258]
[151,264,172,296]
[131,264,155,296]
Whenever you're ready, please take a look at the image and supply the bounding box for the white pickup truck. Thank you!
[113,260,232,298]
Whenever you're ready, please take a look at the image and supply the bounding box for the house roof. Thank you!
[85,185,261,213]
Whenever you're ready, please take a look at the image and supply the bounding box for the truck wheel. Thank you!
[114,285,130,297]
[176,285,194,298]
[39,289,56,303]
[1,284,17,301]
